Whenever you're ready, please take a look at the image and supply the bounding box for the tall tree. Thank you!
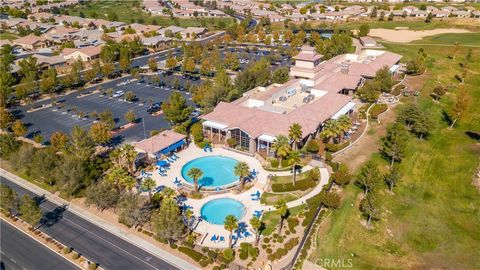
[271,135,291,163]
[161,91,192,125]
[187,167,203,193]
[151,197,185,244]
[249,216,265,246]
[234,161,250,190]
[288,123,303,151]
[288,151,301,186]
[449,88,469,128]
[39,68,58,94]
[118,193,150,228]
[0,184,17,216]
[224,214,238,248]
[50,131,69,151]
[358,23,370,37]
[105,166,135,193]
[89,122,112,145]
[67,126,95,160]
[148,57,158,72]
[11,120,27,137]
[85,182,120,211]
[274,199,288,234]
[385,166,401,192]
[381,122,409,168]
[141,177,156,202]
[356,161,381,196]
[272,67,290,84]
[19,195,42,229]
[360,192,381,226]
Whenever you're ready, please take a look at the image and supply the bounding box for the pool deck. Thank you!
[148,143,330,248]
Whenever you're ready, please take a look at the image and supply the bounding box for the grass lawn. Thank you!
[65,0,234,30]
[411,32,480,46]
[0,31,18,40]
[309,34,480,269]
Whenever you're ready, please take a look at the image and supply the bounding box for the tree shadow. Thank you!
[441,110,453,127]
[199,177,214,189]
[33,194,47,205]
[39,204,68,228]
[465,131,480,142]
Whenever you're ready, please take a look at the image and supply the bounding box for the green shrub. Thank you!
[88,263,98,270]
[178,246,203,262]
[71,252,80,260]
[271,178,316,192]
[239,251,248,260]
[307,167,320,181]
[319,190,341,209]
[249,247,259,259]
[240,242,252,253]
[287,217,299,232]
[63,247,72,254]
[285,230,291,235]
[263,237,270,243]
[270,159,279,168]
[222,248,234,262]
[392,84,405,96]
[305,139,320,153]
[201,247,209,253]
[266,248,273,254]
[199,259,209,267]
[207,250,217,260]
[370,103,388,119]
[170,243,178,249]
[281,159,290,167]
[325,141,349,153]
[284,237,300,249]
[191,122,204,143]
[226,138,237,148]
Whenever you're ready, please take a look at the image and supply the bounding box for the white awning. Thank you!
[331,102,356,120]
[389,64,400,73]
[258,134,276,143]
[202,120,228,130]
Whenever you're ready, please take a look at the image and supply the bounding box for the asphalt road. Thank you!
[0,176,179,270]
[0,220,78,270]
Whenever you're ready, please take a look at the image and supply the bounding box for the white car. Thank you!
[112,90,124,98]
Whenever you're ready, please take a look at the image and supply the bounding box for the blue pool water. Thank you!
[181,156,239,187]
[201,198,246,225]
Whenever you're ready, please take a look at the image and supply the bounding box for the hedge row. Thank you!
[370,103,388,119]
[325,141,349,153]
[178,246,203,262]
[271,178,316,192]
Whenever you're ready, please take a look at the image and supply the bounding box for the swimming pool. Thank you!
[201,198,246,225]
[181,156,239,187]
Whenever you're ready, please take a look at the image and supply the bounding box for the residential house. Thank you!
[13,34,52,50]
[63,46,101,62]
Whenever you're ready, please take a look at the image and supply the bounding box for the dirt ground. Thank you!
[369,28,471,43]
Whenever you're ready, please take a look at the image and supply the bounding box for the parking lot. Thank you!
[18,46,292,145]
[19,75,195,144]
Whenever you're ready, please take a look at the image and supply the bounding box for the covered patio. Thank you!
[133,130,187,160]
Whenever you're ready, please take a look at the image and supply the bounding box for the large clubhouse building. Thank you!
[201,46,401,156]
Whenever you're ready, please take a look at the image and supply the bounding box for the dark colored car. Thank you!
[147,102,162,114]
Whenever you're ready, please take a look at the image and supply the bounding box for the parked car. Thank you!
[112,90,125,98]
[147,102,162,114]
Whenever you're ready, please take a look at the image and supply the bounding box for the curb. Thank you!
[0,168,199,270]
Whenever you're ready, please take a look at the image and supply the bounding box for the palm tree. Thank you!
[185,208,193,235]
[320,119,342,143]
[141,177,156,202]
[122,144,138,175]
[288,123,303,151]
[187,167,203,192]
[337,115,351,141]
[271,135,291,164]
[224,214,238,248]
[234,161,250,190]
[250,216,264,246]
[274,199,288,234]
[288,151,301,186]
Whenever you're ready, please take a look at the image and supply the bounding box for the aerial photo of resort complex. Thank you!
[0,0,479,269]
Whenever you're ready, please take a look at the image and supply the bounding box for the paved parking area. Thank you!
[19,76,194,144]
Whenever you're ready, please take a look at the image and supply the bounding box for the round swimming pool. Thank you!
[201,198,246,225]
[181,156,239,188]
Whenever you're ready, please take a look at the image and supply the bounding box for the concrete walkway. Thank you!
[0,168,199,270]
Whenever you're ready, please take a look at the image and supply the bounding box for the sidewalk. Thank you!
[0,168,199,270]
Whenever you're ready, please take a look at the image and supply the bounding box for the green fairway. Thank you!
[310,35,480,269]
[411,32,480,45]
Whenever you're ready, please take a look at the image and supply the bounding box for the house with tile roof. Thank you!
[63,46,101,62]
[13,34,52,50]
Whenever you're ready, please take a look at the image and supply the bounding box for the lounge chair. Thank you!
[251,197,260,201]
[250,191,261,197]
[219,236,225,242]
[167,157,175,163]
[244,231,252,238]
[173,153,180,159]
[170,155,178,161]
[231,235,237,241]
[210,235,218,242]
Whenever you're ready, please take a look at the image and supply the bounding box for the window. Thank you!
[230,129,250,150]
